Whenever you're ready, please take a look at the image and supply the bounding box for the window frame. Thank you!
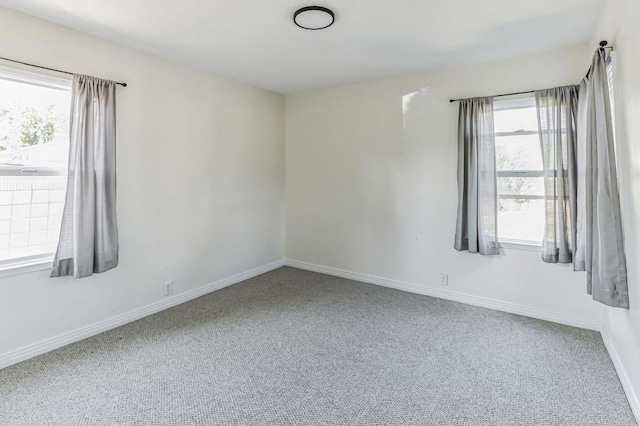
[0,65,71,276]
[493,94,544,250]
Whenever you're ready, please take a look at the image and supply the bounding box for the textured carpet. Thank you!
[0,267,635,425]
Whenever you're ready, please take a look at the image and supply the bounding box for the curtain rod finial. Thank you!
[599,40,608,47]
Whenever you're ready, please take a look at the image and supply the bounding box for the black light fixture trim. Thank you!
[293,6,335,30]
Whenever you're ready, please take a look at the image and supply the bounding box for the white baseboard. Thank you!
[0,258,285,370]
[600,326,640,424]
[285,259,600,331]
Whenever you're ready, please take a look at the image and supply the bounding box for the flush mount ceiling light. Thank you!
[293,6,335,30]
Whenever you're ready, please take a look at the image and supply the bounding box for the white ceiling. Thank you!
[0,0,605,94]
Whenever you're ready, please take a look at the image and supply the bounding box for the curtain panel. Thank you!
[51,74,119,278]
[575,49,629,308]
[454,97,500,255]
[535,86,579,264]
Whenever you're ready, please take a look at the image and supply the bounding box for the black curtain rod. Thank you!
[449,41,612,103]
[0,56,127,87]
[450,89,535,103]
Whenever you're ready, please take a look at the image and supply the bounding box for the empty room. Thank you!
[0,0,638,424]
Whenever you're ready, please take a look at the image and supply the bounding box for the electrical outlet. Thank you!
[440,274,448,286]
[164,280,173,296]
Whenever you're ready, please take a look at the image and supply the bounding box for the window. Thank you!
[493,95,544,246]
[0,66,71,269]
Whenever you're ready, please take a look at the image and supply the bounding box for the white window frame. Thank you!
[493,94,543,251]
[0,65,71,276]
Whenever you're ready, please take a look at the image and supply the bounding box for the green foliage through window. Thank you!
[19,106,56,147]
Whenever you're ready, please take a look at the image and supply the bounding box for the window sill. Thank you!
[500,241,542,252]
[0,258,52,278]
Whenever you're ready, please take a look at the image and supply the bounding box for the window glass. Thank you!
[0,68,70,265]
[497,176,544,197]
[497,199,545,243]
[494,96,543,245]
[495,135,543,171]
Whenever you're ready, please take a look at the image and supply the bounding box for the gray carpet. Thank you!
[0,267,636,425]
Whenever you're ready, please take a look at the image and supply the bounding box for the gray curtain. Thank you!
[535,86,579,264]
[454,97,499,255]
[575,49,629,308]
[51,75,119,278]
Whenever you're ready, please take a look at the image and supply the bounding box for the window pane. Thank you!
[495,134,543,171]
[0,176,65,261]
[494,96,544,245]
[498,176,544,197]
[0,70,70,265]
[0,79,70,170]
[497,199,544,243]
[494,106,538,133]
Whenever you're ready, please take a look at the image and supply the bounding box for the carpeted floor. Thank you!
[0,267,636,425]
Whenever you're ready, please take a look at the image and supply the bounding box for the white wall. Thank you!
[286,44,599,326]
[0,7,285,354]
[604,0,640,416]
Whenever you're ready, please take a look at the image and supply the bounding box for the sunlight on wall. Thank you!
[402,87,430,130]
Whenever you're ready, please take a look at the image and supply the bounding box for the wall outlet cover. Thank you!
[164,280,174,296]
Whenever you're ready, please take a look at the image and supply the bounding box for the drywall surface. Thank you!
[0,7,285,354]
[603,0,640,417]
[285,44,599,325]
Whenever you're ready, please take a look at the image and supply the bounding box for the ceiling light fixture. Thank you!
[293,6,335,30]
